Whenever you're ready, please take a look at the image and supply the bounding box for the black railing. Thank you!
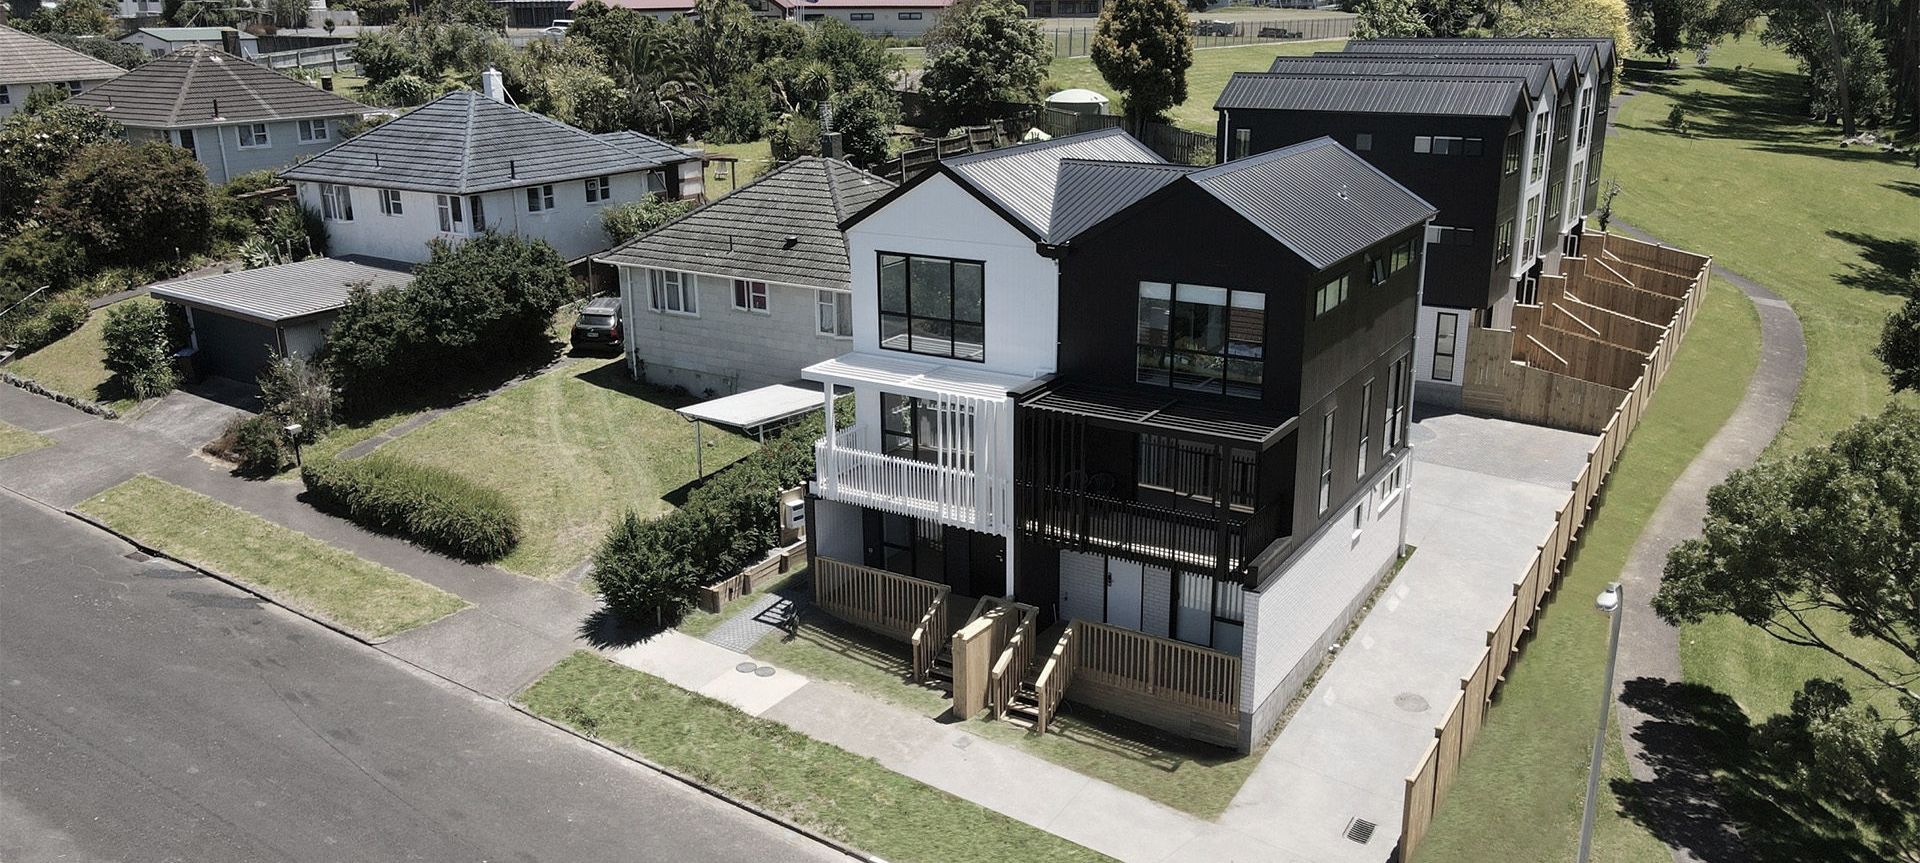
[1018,484,1285,577]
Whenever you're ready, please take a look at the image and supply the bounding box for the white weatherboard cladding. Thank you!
[617,266,850,395]
[1414,303,1470,391]
[1239,455,1411,739]
[843,173,1061,381]
[1511,87,1556,281]
[302,170,657,264]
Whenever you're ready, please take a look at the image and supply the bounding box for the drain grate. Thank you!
[1344,817,1377,845]
[124,551,151,562]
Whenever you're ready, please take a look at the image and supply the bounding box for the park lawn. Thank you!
[7,297,149,414]
[1413,270,1763,863]
[520,652,1115,863]
[749,610,1264,818]
[0,420,52,459]
[78,476,467,640]
[371,355,756,580]
[1047,39,1346,132]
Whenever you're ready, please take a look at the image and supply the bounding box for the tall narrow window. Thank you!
[1385,357,1407,452]
[436,194,464,233]
[1358,380,1372,480]
[468,194,486,230]
[816,290,853,337]
[1576,86,1593,146]
[1494,219,1514,263]
[176,128,196,156]
[0,85,10,105]
[878,252,985,361]
[1530,113,1549,181]
[1135,282,1264,398]
[880,392,971,465]
[1432,312,1459,382]
[1503,131,1521,175]
[1318,410,1336,514]
[1567,161,1585,222]
[1233,128,1250,160]
[1522,195,1541,260]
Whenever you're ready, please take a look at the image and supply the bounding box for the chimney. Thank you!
[821,132,844,161]
[481,67,506,103]
[220,28,240,56]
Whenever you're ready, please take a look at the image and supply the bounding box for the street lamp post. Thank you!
[1577,582,1625,863]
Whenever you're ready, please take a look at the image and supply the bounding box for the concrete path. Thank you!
[1606,227,1806,863]
[701,592,801,653]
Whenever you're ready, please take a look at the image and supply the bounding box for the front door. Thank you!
[1105,559,1144,630]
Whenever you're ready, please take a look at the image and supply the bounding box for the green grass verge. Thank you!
[78,476,468,639]
[0,420,53,460]
[520,651,1114,863]
[1413,267,1764,863]
[7,297,149,414]
[1047,39,1346,132]
[372,356,756,580]
[675,568,802,639]
[750,610,1262,818]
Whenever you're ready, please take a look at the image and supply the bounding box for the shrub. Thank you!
[43,141,213,267]
[8,296,88,354]
[1665,105,1690,134]
[302,455,521,561]
[101,301,180,400]
[600,196,698,245]
[208,414,290,476]
[257,353,334,444]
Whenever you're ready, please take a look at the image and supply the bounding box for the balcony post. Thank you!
[1214,442,1232,579]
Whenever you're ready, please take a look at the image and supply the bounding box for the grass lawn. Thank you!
[6,297,148,414]
[692,138,774,194]
[1047,39,1347,132]
[520,651,1114,863]
[750,610,1263,818]
[675,568,802,639]
[78,476,468,640]
[0,420,52,459]
[371,355,756,580]
[1413,267,1763,863]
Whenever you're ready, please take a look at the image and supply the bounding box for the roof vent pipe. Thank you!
[481,66,507,103]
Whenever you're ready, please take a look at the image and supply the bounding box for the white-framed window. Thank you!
[1576,85,1593,146]
[436,194,465,233]
[1432,311,1459,382]
[0,85,10,105]
[1522,194,1541,260]
[1494,219,1514,263]
[584,175,611,203]
[237,122,270,149]
[1377,460,1407,511]
[297,118,329,142]
[1567,161,1585,222]
[526,184,555,212]
[1314,273,1349,317]
[318,183,353,221]
[1358,379,1372,480]
[378,188,403,216]
[1318,409,1336,514]
[817,289,853,337]
[647,269,696,315]
[731,279,768,312]
[1530,112,1549,181]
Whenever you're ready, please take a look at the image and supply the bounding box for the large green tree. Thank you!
[22,0,116,35]
[1352,0,1435,38]
[1490,0,1634,53]
[406,232,573,354]
[1626,0,1741,60]
[1879,287,1920,392]
[0,102,123,227]
[44,142,212,266]
[1655,404,1920,704]
[1091,0,1194,132]
[1761,0,1894,135]
[919,0,1050,130]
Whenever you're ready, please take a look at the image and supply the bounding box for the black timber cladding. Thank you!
[1215,74,1528,118]
[66,46,366,128]
[279,91,697,195]
[596,157,896,290]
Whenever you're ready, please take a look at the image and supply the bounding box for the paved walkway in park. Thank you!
[1606,227,1806,863]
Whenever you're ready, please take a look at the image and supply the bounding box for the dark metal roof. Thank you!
[1021,381,1297,446]
[1048,159,1198,244]
[596,157,896,290]
[942,128,1163,239]
[1277,53,1562,98]
[67,45,366,128]
[0,26,126,86]
[148,255,411,324]
[1344,38,1611,79]
[1188,137,1436,270]
[1216,72,1527,118]
[279,91,697,195]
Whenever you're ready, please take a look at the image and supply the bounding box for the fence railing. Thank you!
[911,593,948,682]
[1400,232,1711,861]
[989,603,1038,720]
[1020,486,1280,576]
[813,556,950,644]
[1032,623,1077,734]
[815,438,986,529]
[1074,619,1240,719]
[1041,15,1353,59]
[256,44,357,73]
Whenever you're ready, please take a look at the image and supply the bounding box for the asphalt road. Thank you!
[0,490,844,863]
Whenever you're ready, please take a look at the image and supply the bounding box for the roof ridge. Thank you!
[821,159,849,223]
[166,50,197,127]
[457,93,477,192]
[941,126,1132,166]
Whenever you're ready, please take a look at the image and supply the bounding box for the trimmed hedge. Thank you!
[302,455,520,562]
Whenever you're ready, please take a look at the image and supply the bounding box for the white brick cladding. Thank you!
[1141,564,1172,639]
[1058,551,1105,624]
[619,268,851,396]
[1238,452,1412,748]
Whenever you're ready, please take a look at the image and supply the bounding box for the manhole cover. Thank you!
[1393,693,1429,712]
[735,662,759,674]
[951,735,973,750]
[1345,817,1377,844]
[753,666,776,678]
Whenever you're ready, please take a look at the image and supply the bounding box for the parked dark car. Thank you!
[571,297,622,353]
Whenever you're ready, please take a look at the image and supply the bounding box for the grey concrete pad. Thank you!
[1410,407,1599,489]
[381,609,578,699]
[126,385,248,450]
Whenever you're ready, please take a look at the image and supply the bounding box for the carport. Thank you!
[675,382,823,477]
[149,256,412,383]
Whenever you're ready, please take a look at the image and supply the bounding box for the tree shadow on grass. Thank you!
[337,339,567,425]
[1886,181,1920,200]
[1612,678,1887,863]
[1827,230,1920,296]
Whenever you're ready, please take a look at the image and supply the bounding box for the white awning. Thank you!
[803,352,1040,402]
[674,382,823,434]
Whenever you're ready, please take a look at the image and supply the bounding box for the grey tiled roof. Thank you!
[942,128,1163,239]
[279,91,697,194]
[1188,138,1436,270]
[1273,54,1562,99]
[66,46,364,128]
[148,256,412,323]
[1215,73,1527,118]
[1049,160,1197,243]
[0,26,126,86]
[596,157,896,289]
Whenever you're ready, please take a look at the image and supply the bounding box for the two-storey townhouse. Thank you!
[0,26,126,120]
[279,80,704,264]
[67,46,369,185]
[803,130,1436,751]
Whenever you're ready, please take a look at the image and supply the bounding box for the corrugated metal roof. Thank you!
[1272,54,1560,99]
[1345,38,1609,79]
[1048,159,1197,244]
[943,128,1163,239]
[675,382,823,430]
[597,157,896,289]
[149,256,412,323]
[279,91,698,194]
[1188,138,1437,270]
[0,27,127,86]
[67,46,365,128]
[1216,73,1526,118]
[125,26,252,42]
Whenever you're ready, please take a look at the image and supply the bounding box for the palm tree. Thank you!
[613,25,707,139]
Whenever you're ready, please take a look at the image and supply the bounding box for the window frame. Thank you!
[1314,273,1349,318]
[469,194,486,230]
[297,118,329,143]
[1530,113,1549,181]
[1503,130,1522,175]
[237,122,270,149]
[897,10,921,18]
[647,269,697,316]
[876,251,986,362]
[435,193,465,233]
[0,85,10,105]
[731,279,769,313]
[1385,356,1408,452]
[816,289,853,338]
[584,175,612,204]
[378,188,403,217]
[1431,311,1459,383]
[848,11,873,19]
[1135,281,1266,399]
[526,184,556,213]
[1317,409,1336,515]
[1354,132,1372,151]
[1494,219,1514,263]
[318,183,353,221]
[1358,379,1372,480]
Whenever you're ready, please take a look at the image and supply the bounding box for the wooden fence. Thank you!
[256,44,357,74]
[1034,107,1218,166]
[1064,619,1242,748]
[698,539,806,613]
[813,557,949,644]
[1401,233,1711,861]
[1033,622,1077,734]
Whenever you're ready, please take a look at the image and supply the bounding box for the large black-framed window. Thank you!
[878,252,985,361]
[880,392,973,466]
[1136,281,1265,399]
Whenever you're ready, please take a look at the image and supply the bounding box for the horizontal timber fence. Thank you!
[698,539,805,613]
[1402,233,1712,860]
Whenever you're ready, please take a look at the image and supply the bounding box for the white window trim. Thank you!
[647,269,697,317]
[584,175,611,204]
[237,122,271,150]
[379,188,403,217]
[319,183,353,222]
[817,289,853,338]
[297,118,329,143]
[526,184,556,213]
[731,279,769,314]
